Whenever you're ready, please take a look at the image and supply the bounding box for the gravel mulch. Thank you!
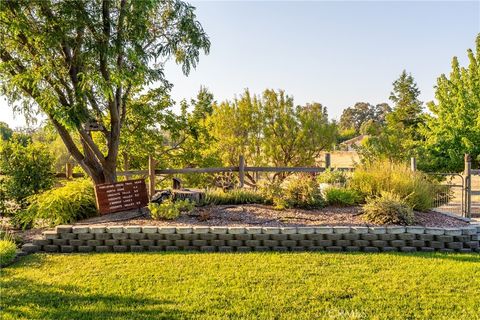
[78,204,470,228]
[2,205,470,243]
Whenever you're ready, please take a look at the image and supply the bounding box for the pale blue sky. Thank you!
[1,0,479,128]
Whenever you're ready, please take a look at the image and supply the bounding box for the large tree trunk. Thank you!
[51,116,118,185]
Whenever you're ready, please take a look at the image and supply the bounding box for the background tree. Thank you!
[387,70,424,141]
[262,92,336,169]
[359,71,423,162]
[31,125,75,172]
[0,139,55,206]
[207,89,336,184]
[338,102,391,142]
[420,34,480,171]
[207,89,263,169]
[0,0,209,184]
[0,122,13,141]
[116,87,177,171]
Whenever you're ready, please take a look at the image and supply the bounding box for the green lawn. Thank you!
[1,253,479,320]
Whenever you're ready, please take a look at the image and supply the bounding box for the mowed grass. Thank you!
[1,253,479,320]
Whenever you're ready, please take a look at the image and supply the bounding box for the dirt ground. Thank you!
[79,204,469,228]
[3,204,471,243]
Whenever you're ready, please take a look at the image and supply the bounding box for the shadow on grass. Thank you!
[381,251,480,263]
[1,256,190,320]
[300,251,480,263]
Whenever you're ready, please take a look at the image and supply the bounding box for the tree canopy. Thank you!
[359,70,424,162]
[420,34,480,171]
[339,102,391,133]
[0,0,210,184]
[207,89,337,184]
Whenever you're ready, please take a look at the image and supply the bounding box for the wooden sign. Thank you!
[94,179,149,214]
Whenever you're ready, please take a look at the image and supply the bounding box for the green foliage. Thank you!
[262,92,337,169]
[337,128,357,144]
[257,181,283,205]
[350,161,437,211]
[0,0,210,184]
[0,177,14,216]
[388,70,424,132]
[339,102,391,133]
[204,188,268,205]
[31,125,75,172]
[359,71,424,163]
[324,187,362,206]
[420,34,480,172]
[0,140,54,206]
[0,121,13,141]
[276,175,324,209]
[0,238,17,266]
[164,87,222,187]
[362,192,414,225]
[317,169,348,185]
[15,180,97,228]
[148,199,194,220]
[207,89,337,183]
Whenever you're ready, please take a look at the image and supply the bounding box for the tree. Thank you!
[172,87,220,168]
[207,89,263,168]
[0,139,55,205]
[262,91,336,169]
[339,102,391,133]
[117,87,176,171]
[0,0,210,184]
[0,122,13,141]
[32,125,76,172]
[359,71,423,163]
[420,34,480,171]
[207,89,337,184]
[387,70,424,140]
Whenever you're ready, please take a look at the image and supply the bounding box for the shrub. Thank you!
[0,140,55,206]
[350,161,438,211]
[148,199,194,220]
[0,233,17,265]
[324,187,362,206]
[362,192,414,225]
[204,188,268,205]
[277,175,324,209]
[14,179,97,228]
[317,169,348,185]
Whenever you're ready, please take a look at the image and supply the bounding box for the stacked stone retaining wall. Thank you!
[22,225,480,254]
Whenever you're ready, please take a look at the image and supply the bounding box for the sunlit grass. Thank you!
[1,252,479,319]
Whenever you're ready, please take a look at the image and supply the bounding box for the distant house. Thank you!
[339,135,368,151]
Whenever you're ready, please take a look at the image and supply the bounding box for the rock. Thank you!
[151,190,172,204]
[172,189,205,204]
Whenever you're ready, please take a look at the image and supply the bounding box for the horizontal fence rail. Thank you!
[3,153,478,217]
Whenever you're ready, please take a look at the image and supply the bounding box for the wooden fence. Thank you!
[3,152,477,217]
[46,153,351,198]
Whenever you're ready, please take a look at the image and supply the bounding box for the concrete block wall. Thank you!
[22,225,480,254]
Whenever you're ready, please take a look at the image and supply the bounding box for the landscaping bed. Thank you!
[77,204,470,228]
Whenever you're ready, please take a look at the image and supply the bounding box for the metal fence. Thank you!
[471,170,480,217]
[427,173,464,217]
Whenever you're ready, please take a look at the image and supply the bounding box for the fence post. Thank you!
[123,154,130,181]
[464,154,472,218]
[325,153,331,169]
[239,155,245,188]
[410,157,417,172]
[65,163,73,179]
[148,155,156,199]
